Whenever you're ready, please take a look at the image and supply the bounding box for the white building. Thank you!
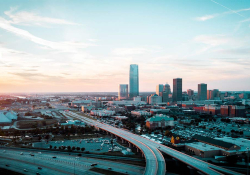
[111,116,128,120]
[131,110,151,116]
[0,112,12,125]
[149,94,162,104]
[107,100,146,106]
[90,110,115,117]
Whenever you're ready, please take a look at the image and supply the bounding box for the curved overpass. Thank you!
[63,111,165,175]
[65,111,242,175]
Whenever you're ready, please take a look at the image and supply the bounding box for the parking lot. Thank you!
[33,138,124,153]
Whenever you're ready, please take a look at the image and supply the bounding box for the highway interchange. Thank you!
[0,147,144,175]
[65,111,244,175]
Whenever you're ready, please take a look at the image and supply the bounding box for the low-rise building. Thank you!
[90,110,115,117]
[111,116,128,121]
[186,135,250,158]
[131,110,151,116]
[146,114,174,129]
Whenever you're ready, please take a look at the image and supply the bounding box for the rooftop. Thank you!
[193,135,238,150]
[146,115,174,122]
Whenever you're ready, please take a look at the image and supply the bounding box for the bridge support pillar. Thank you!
[187,166,196,175]
[136,148,139,153]
[172,158,180,170]
[197,171,206,175]
[121,139,124,143]
[141,153,144,158]
[128,142,132,148]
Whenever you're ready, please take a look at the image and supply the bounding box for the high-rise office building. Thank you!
[173,78,182,102]
[187,89,194,97]
[163,83,171,94]
[162,83,171,102]
[118,84,128,100]
[156,84,164,96]
[207,89,220,100]
[129,64,139,98]
[212,89,220,100]
[198,83,207,100]
[207,90,212,100]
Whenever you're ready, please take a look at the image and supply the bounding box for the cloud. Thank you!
[209,57,250,66]
[0,17,94,52]
[112,48,147,56]
[194,35,230,46]
[195,14,218,21]
[4,7,78,26]
[195,5,250,21]
[88,39,98,42]
[9,72,65,81]
[215,47,250,55]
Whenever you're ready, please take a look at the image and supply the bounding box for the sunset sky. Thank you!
[0,0,250,92]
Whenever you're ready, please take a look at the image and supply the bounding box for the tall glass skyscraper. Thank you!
[129,64,139,98]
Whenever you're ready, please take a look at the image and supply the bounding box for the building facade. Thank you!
[118,84,128,100]
[198,83,207,100]
[187,89,194,98]
[173,78,182,102]
[156,84,164,96]
[149,94,162,104]
[146,114,174,129]
[129,64,139,98]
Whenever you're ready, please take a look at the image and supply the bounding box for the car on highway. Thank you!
[52,156,56,158]
[38,167,42,170]
[91,163,97,166]
[31,154,34,156]
[3,150,6,153]
[108,167,112,170]
[23,169,28,172]
[20,152,23,155]
[36,172,41,175]
[5,164,9,167]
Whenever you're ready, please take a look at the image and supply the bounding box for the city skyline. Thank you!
[0,0,250,92]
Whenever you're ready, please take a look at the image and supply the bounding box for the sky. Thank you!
[0,0,250,93]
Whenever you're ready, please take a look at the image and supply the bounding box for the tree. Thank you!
[81,147,85,152]
[72,146,76,151]
[76,147,80,151]
[226,155,238,165]
[67,146,71,151]
[54,146,57,149]
[50,145,52,149]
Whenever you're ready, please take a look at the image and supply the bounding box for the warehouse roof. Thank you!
[193,134,238,150]
[0,112,12,123]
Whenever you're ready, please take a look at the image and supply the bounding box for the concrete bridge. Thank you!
[64,111,243,175]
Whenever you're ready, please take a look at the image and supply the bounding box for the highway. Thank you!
[63,111,165,175]
[0,148,144,175]
[66,111,244,175]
